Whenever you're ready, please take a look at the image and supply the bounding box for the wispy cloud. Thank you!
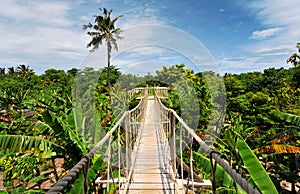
[217,55,287,74]
[217,0,300,73]
[247,0,300,56]
[250,27,282,40]
[118,1,166,29]
[252,44,291,54]
[248,0,300,27]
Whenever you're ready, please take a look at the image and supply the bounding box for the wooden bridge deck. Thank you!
[125,99,182,193]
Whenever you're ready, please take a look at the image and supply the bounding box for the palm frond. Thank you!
[82,23,92,30]
[110,17,119,28]
[87,31,100,36]
[112,28,123,36]
[110,37,118,51]
[84,7,123,52]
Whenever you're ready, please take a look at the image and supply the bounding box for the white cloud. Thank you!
[248,0,300,27]
[117,1,166,29]
[0,0,89,73]
[218,56,266,74]
[252,44,291,54]
[247,0,300,55]
[0,0,73,27]
[113,59,168,75]
[158,56,182,61]
[80,15,91,23]
[125,46,166,57]
[218,0,300,73]
[0,0,199,74]
[114,25,218,73]
[250,27,282,40]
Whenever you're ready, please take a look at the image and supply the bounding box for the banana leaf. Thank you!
[236,138,278,194]
[256,144,300,154]
[273,111,300,126]
[193,152,247,193]
[69,173,85,194]
[0,135,65,155]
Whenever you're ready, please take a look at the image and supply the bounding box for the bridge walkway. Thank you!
[122,98,182,193]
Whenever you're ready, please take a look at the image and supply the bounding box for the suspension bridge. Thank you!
[47,87,260,194]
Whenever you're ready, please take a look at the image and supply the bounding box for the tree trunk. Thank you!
[107,42,112,104]
[107,44,111,90]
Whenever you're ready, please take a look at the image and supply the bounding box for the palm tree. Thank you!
[287,43,300,67]
[7,67,15,74]
[0,67,5,75]
[83,8,123,94]
[286,53,300,67]
[16,64,32,76]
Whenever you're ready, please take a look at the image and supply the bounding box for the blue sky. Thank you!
[0,0,299,74]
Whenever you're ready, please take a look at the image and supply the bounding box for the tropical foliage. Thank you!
[1,11,299,192]
[1,58,300,193]
[0,65,122,192]
[154,61,299,193]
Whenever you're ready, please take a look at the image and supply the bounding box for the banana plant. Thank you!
[0,134,65,155]
[275,110,300,126]
[236,138,278,193]
[0,107,88,192]
[255,110,300,193]
[206,113,279,193]
[193,151,246,194]
[35,109,88,162]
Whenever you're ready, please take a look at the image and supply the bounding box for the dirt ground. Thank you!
[0,158,64,192]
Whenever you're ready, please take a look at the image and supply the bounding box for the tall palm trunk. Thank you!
[107,42,112,104]
[107,43,111,90]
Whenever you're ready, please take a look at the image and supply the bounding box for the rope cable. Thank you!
[48,88,261,194]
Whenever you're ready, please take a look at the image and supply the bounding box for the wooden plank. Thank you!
[133,169,169,174]
[95,177,126,184]
[177,179,212,187]
[125,190,181,194]
[121,99,181,193]
[132,173,172,183]
[127,183,176,190]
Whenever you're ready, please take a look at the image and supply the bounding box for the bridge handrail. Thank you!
[154,93,260,194]
[123,88,148,192]
[47,88,148,194]
[46,115,123,193]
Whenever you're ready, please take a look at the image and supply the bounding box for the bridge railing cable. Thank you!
[122,87,148,192]
[154,90,260,194]
[47,88,148,194]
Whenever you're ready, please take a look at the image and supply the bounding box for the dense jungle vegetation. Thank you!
[1,4,299,193]
[0,57,299,193]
